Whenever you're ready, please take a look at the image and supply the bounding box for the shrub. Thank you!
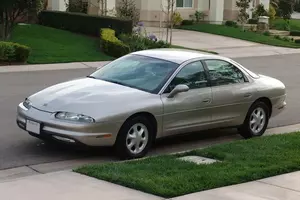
[268,4,276,21]
[181,20,194,26]
[248,19,258,24]
[118,34,170,52]
[290,30,300,36]
[194,11,207,22]
[0,42,30,63]
[263,31,271,36]
[65,0,88,13]
[100,28,130,58]
[172,12,183,26]
[295,39,300,44]
[38,11,132,37]
[225,21,238,27]
[253,3,268,19]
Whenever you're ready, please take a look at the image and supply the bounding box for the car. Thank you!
[16,49,286,159]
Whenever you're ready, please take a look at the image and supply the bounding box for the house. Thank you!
[48,0,270,26]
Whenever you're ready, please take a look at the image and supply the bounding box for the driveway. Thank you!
[146,27,300,58]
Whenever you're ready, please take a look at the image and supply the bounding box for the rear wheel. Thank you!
[238,101,270,139]
[115,116,154,160]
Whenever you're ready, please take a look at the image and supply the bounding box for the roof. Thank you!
[132,48,224,64]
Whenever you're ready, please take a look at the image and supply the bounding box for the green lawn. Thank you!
[10,24,112,64]
[179,24,300,48]
[75,132,300,198]
[271,18,300,31]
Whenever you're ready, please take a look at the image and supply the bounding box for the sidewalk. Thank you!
[1,170,300,200]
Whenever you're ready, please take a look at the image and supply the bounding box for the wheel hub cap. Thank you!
[126,123,149,154]
[250,107,266,135]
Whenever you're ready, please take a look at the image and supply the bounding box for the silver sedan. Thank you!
[16,49,286,159]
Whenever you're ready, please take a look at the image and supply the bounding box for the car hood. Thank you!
[29,77,153,116]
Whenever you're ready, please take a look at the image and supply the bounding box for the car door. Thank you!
[203,59,257,127]
[160,61,213,136]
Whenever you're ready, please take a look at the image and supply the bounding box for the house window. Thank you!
[176,0,193,8]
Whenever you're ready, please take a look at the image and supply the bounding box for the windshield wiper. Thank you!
[106,79,127,86]
[86,75,96,79]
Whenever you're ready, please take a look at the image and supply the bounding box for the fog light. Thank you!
[53,136,75,143]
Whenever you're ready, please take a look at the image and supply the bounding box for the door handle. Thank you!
[202,98,211,103]
[244,93,252,98]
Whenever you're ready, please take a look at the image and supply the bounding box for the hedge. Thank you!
[100,28,130,58]
[290,30,300,36]
[38,11,132,37]
[181,20,194,26]
[248,19,258,24]
[0,42,30,63]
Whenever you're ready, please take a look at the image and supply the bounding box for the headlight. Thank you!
[55,112,95,123]
[23,98,32,109]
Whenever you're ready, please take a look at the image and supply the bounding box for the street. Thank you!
[0,54,299,170]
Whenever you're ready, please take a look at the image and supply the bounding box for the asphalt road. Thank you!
[0,54,299,170]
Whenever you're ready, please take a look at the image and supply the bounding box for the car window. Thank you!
[204,60,246,86]
[165,61,208,93]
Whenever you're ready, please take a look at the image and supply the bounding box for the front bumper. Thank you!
[16,102,121,146]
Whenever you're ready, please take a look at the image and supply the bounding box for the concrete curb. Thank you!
[0,61,110,73]
[1,123,300,182]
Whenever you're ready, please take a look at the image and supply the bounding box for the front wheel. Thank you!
[238,101,270,139]
[114,116,154,160]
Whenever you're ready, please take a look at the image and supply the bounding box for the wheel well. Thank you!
[255,97,272,117]
[123,112,158,138]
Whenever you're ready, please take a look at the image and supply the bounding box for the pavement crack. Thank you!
[257,180,300,193]
[26,165,43,174]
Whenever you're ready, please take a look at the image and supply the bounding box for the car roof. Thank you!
[131,48,228,64]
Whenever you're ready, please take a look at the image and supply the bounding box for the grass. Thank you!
[171,45,218,54]
[10,24,112,64]
[179,24,300,48]
[271,18,300,31]
[75,132,300,198]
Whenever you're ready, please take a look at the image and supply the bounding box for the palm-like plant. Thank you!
[270,0,279,8]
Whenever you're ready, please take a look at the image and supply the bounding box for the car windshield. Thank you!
[89,54,179,93]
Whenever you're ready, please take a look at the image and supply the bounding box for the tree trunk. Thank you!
[169,0,174,44]
[166,4,170,43]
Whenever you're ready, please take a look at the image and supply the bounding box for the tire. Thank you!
[238,101,270,139]
[114,116,154,160]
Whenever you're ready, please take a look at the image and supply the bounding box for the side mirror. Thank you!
[167,84,189,98]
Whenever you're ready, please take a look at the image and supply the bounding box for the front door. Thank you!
[160,61,213,136]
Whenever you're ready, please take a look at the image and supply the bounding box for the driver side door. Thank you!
[160,61,213,137]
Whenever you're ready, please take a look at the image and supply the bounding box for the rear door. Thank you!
[202,59,256,127]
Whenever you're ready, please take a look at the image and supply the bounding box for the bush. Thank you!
[295,39,300,44]
[38,11,132,37]
[290,30,300,36]
[225,21,238,27]
[263,31,271,36]
[173,12,183,26]
[253,3,268,19]
[0,42,30,63]
[181,20,194,26]
[100,28,130,58]
[118,34,170,52]
[248,19,258,24]
[268,5,276,21]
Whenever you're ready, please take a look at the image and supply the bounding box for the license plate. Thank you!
[26,120,40,134]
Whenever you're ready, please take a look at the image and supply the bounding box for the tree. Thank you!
[236,0,251,30]
[116,0,140,27]
[253,3,268,19]
[161,0,176,44]
[0,0,42,40]
[277,0,295,20]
